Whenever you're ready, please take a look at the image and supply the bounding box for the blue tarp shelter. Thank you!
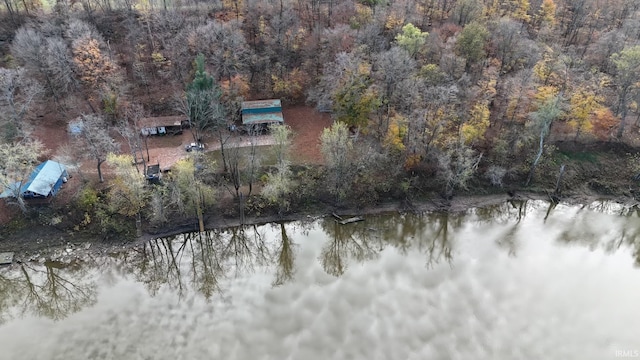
[67,120,84,135]
[0,160,68,199]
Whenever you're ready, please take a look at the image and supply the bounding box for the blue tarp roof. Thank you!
[68,120,84,135]
[0,160,68,198]
[24,160,67,196]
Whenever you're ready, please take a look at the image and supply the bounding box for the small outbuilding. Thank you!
[0,160,68,201]
[67,119,84,135]
[145,164,161,183]
[139,116,188,136]
[240,99,284,132]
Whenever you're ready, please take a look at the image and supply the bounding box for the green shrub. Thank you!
[76,186,100,212]
[94,208,135,241]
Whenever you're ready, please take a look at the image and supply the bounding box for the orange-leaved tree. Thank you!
[568,88,602,142]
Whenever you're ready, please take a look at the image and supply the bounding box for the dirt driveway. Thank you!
[0,106,332,223]
[145,105,333,169]
[284,106,333,164]
[144,131,277,171]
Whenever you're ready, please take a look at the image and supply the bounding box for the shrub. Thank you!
[485,166,507,187]
[76,186,100,212]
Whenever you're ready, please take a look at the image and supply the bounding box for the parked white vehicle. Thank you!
[185,142,205,152]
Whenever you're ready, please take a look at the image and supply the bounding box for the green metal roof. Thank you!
[242,112,284,125]
[241,99,284,125]
[241,99,282,110]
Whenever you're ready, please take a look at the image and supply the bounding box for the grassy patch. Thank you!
[0,217,27,236]
[558,151,599,163]
[206,145,278,170]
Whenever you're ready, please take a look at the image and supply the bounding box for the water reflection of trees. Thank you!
[320,219,380,276]
[114,224,289,299]
[0,261,97,323]
[495,200,530,256]
[114,204,550,297]
[222,226,270,276]
[189,232,223,299]
[473,200,531,224]
[556,201,640,265]
[382,212,457,268]
[10,199,637,322]
[317,202,557,274]
[316,200,640,277]
[130,232,221,299]
[273,223,295,285]
[128,237,188,297]
[319,211,468,274]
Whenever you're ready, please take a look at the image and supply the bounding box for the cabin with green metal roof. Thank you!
[241,99,284,126]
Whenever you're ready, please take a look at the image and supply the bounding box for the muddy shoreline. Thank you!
[1,191,636,264]
[140,190,640,241]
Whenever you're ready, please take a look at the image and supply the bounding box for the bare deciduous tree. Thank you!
[0,67,42,142]
[11,28,75,108]
[187,20,253,82]
[106,153,149,236]
[116,103,147,173]
[526,95,564,186]
[436,140,482,198]
[75,114,120,183]
[262,124,294,215]
[611,45,640,138]
[0,139,44,212]
[490,18,539,74]
[167,157,216,232]
[321,121,355,203]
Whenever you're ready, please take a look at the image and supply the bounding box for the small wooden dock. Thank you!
[332,213,365,225]
[0,252,14,265]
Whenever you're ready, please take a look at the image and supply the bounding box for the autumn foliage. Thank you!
[591,108,619,141]
[4,0,640,209]
[72,37,116,89]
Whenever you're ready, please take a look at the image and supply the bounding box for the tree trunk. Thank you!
[526,128,546,186]
[616,88,629,138]
[248,138,257,196]
[3,0,16,25]
[218,130,228,173]
[144,135,150,161]
[197,205,204,232]
[15,194,28,213]
[617,103,629,138]
[239,192,245,225]
[135,212,142,237]
[617,110,628,138]
[20,0,28,14]
[97,159,105,183]
[554,164,566,196]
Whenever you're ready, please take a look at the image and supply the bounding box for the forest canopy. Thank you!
[2,0,640,228]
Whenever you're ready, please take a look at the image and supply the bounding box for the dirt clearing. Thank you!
[284,106,333,164]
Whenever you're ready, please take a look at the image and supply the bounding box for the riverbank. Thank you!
[1,190,636,264]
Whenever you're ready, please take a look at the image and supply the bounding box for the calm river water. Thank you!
[1,200,640,359]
